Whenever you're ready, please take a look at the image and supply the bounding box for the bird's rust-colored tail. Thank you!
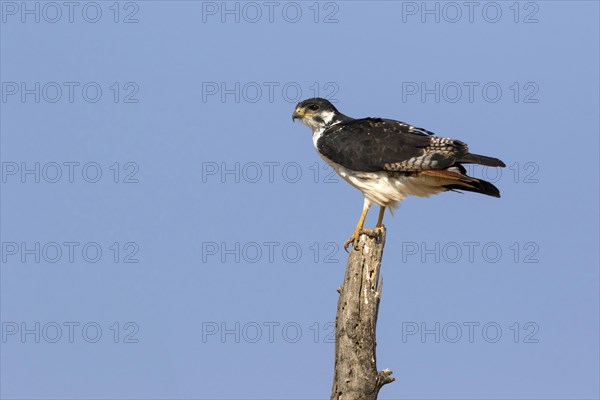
[420,170,501,198]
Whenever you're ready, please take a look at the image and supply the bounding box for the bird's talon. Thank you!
[373,226,384,239]
[360,228,379,238]
[344,228,383,251]
[343,236,358,252]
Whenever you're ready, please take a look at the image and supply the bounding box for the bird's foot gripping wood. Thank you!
[344,225,385,252]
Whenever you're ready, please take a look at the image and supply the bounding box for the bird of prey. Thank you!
[292,98,505,250]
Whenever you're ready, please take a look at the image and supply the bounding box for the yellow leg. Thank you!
[375,206,385,228]
[344,201,371,251]
[355,206,370,233]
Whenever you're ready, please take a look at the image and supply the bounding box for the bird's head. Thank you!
[292,98,345,132]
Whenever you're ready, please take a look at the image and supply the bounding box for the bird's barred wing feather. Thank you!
[317,118,469,172]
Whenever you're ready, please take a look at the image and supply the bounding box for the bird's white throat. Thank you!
[308,110,339,148]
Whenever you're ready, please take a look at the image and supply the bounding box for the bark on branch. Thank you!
[331,227,394,400]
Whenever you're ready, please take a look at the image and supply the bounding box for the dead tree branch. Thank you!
[331,227,394,400]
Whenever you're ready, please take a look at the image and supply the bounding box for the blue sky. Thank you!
[1,1,599,399]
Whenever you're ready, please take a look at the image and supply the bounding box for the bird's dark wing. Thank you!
[317,118,470,172]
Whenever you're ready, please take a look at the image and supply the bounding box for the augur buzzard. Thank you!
[292,98,505,250]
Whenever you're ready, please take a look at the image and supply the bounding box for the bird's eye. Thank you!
[308,104,320,111]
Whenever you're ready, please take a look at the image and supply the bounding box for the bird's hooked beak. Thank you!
[292,106,312,122]
[292,106,303,121]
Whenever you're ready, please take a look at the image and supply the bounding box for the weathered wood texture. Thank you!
[331,228,394,400]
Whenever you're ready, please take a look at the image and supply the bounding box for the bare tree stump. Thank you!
[331,227,394,400]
